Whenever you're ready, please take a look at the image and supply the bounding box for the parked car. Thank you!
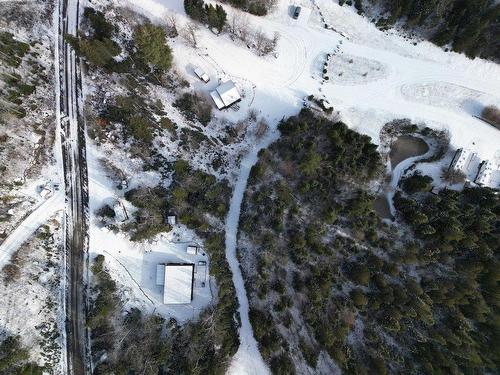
[194,67,210,83]
[293,6,301,19]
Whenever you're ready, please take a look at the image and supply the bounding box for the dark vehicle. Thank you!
[293,6,301,19]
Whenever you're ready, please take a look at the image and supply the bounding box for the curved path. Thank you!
[225,130,279,375]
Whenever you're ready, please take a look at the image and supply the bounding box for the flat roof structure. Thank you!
[450,148,476,173]
[163,263,194,304]
[156,264,165,286]
[210,80,241,109]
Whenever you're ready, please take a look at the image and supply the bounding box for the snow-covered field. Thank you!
[125,0,500,161]
[0,215,65,373]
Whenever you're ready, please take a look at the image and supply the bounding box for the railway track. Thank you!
[56,0,89,373]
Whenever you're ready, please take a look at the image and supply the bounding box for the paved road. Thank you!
[56,0,89,373]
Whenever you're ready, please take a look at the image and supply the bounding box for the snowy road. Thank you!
[0,192,64,269]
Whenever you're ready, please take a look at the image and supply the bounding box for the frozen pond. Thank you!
[389,135,429,170]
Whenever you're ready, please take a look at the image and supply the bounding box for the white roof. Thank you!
[450,148,477,173]
[163,264,194,304]
[194,67,209,82]
[475,160,495,185]
[210,81,241,109]
[194,67,205,76]
[187,245,197,255]
[210,90,226,109]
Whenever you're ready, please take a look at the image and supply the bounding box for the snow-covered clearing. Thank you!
[0,214,65,373]
[162,0,499,155]
[121,0,500,371]
[87,144,213,322]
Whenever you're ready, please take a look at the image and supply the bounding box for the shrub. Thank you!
[128,115,154,143]
[174,92,212,125]
[481,105,500,129]
[401,173,433,194]
[96,204,115,219]
[348,264,370,286]
[350,288,368,308]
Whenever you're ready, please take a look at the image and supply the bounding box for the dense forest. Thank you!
[365,0,500,60]
[239,109,499,374]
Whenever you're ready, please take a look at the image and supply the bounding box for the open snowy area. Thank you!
[125,0,500,161]
[87,144,214,321]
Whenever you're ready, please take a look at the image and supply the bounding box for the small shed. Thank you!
[187,245,198,255]
[167,215,177,226]
[210,80,241,110]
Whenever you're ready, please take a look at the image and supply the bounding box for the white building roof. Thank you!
[210,80,241,109]
[163,264,194,304]
[450,148,481,180]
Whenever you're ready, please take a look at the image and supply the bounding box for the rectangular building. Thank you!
[449,148,476,173]
[163,263,194,304]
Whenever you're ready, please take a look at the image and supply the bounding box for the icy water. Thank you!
[389,135,429,170]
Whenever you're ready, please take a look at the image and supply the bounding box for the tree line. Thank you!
[371,0,500,60]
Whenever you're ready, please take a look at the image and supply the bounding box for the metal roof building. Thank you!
[158,263,194,304]
[210,80,241,109]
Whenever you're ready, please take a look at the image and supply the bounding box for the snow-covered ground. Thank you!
[0,190,64,270]
[125,0,500,160]
[87,144,213,322]
[0,215,65,373]
[118,0,500,372]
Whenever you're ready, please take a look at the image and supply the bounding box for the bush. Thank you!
[174,92,212,125]
[0,32,30,67]
[96,204,116,219]
[84,7,115,40]
[128,115,154,143]
[401,173,433,194]
[481,105,500,129]
[348,264,370,286]
[351,288,368,308]
[0,335,43,373]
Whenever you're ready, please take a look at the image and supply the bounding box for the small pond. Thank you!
[389,135,429,170]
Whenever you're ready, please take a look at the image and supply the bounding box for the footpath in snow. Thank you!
[225,127,281,375]
[0,191,64,269]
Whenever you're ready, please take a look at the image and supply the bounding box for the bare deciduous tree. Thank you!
[165,13,178,37]
[181,22,199,48]
[255,118,269,139]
